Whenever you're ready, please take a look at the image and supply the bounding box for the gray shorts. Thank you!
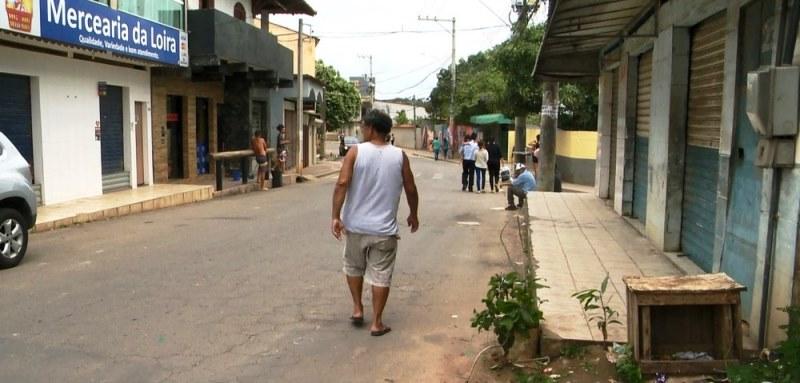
[343,233,398,287]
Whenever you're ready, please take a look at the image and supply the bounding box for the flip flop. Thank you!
[370,327,392,337]
[350,316,365,326]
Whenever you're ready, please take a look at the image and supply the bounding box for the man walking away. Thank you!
[486,137,503,193]
[506,163,536,211]
[331,110,420,337]
[443,136,450,159]
[251,131,269,190]
[460,135,477,192]
[432,136,441,161]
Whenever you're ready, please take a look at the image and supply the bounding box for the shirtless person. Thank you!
[251,131,269,190]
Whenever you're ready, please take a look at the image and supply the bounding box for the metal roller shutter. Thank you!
[633,51,652,222]
[100,85,125,174]
[0,73,33,169]
[681,13,725,271]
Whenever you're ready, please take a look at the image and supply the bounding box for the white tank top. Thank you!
[342,142,404,236]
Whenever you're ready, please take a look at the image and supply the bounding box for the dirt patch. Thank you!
[467,345,616,383]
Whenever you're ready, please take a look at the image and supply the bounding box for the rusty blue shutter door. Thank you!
[681,13,725,272]
[633,51,652,223]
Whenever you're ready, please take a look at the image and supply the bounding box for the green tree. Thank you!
[316,60,361,132]
[428,50,506,123]
[559,82,599,130]
[395,110,410,125]
[495,24,545,119]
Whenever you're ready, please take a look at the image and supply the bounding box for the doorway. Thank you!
[167,95,184,179]
[100,85,124,175]
[196,98,210,175]
[721,0,771,319]
[135,102,146,185]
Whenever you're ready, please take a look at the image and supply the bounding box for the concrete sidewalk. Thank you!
[528,192,684,343]
[34,184,213,233]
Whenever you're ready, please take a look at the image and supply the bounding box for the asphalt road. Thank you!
[0,157,517,383]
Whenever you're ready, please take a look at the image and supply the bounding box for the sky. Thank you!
[270,0,548,101]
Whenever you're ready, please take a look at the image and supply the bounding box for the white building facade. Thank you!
[0,0,188,205]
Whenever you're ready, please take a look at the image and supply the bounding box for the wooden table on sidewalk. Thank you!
[624,273,746,375]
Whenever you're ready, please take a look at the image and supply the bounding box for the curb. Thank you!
[33,186,214,233]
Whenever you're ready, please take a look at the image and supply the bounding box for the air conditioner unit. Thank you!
[746,66,800,137]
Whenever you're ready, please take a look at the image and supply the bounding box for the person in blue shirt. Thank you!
[506,163,536,211]
[459,134,478,192]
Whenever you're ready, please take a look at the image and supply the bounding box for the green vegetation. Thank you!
[560,344,587,359]
[615,345,644,383]
[515,370,555,383]
[315,60,361,132]
[727,306,800,383]
[395,110,409,125]
[471,271,545,354]
[572,275,622,346]
[427,24,598,131]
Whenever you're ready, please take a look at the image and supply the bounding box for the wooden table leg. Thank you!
[641,306,651,360]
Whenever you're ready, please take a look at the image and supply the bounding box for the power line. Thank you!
[378,66,444,96]
[299,25,505,38]
[476,0,511,27]
[379,56,451,83]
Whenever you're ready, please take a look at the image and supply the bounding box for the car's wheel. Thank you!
[0,208,28,269]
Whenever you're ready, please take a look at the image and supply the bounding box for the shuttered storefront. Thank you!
[633,51,652,223]
[681,13,725,272]
[0,73,34,173]
[100,85,125,174]
[609,69,619,199]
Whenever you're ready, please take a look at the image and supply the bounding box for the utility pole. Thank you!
[537,0,557,191]
[358,54,375,106]
[412,95,417,123]
[419,16,456,132]
[296,18,304,176]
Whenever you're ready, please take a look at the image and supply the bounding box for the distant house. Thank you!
[373,100,429,123]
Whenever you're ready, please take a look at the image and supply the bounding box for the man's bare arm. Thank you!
[401,152,419,233]
[331,146,357,239]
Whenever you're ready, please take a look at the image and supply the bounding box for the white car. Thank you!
[0,132,37,269]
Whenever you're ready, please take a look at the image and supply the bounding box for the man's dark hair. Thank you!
[254,131,262,137]
[363,110,392,135]
[276,124,285,131]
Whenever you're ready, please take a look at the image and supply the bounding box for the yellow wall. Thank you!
[507,128,597,161]
[253,20,318,77]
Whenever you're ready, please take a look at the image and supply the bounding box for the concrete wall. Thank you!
[507,127,597,186]
[212,0,254,23]
[645,27,689,252]
[254,21,317,77]
[392,125,416,149]
[0,45,152,205]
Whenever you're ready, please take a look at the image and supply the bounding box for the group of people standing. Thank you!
[431,136,450,161]
[458,134,504,193]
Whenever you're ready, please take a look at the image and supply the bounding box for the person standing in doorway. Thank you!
[475,141,489,193]
[442,135,450,159]
[251,131,269,190]
[432,136,441,161]
[331,110,420,337]
[276,124,289,171]
[486,137,503,193]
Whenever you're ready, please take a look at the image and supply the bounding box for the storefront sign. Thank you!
[0,0,187,67]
